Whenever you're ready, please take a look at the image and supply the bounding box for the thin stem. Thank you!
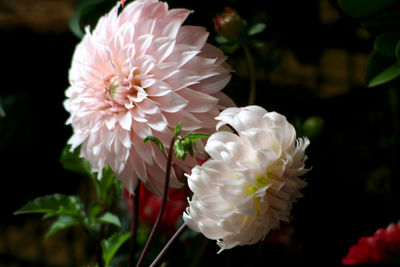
[244,46,257,105]
[96,223,105,267]
[149,223,188,267]
[128,181,141,267]
[136,137,175,267]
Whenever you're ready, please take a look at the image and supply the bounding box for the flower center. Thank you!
[105,76,132,104]
[103,75,144,109]
[247,175,268,216]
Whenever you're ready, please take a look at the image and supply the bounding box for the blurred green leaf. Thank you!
[338,0,396,19]
[69,0,112,38]
[374,32,400,57]
[0,96,5,118]
[174,139,185,160]
[369,60,400,87]
[44,215,80,240]
[366,51,396,84]
[220,43,240,54]
[361,10,400,27]
[174,122,183,139]
[302,116,324,138]
[248,22,266,36]
[144,136,165,154]
[183,133,210,142]
[99,166,116,200]
[88,203,101,227]
[215,35,230,44]
[60,145,92,176]
[182,138,194,158]
[97,212,121,228]
[14,194,85,220]
[395,40,400,59]
[102,232,131,266]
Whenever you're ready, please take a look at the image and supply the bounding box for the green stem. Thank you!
[244,46,257,105]
[136,137,175,267]
[149,223,188,267]
[128,181,141,267]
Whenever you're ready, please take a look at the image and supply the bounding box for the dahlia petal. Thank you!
[147,80,172,96]
[148,37,176,63]
[156,9,191,39]
[137,99,160,114]
[146,112,168,131]
[164,69,200,90]
[135,54,156,74]
[211,92,236,109]
[118,111,132,130]
[190,72,231,94]
[178,88,218,113]
[164,110,202,131]
[176,25,209,49]
[153,91,188,112]
[132,134,154,165]
[198,43,228,65]
[165,44,200,68]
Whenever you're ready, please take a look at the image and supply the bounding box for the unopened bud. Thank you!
[213,7,246,42]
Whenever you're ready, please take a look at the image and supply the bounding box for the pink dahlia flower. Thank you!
[342,221,400,265]
[183,106,309,251]
[64,0,232,195]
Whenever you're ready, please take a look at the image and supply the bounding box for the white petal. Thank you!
[118,111,132,130]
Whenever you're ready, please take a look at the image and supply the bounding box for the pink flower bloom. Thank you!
[342,221,400,265]
[64,0,232,195]
[124,186,187,236]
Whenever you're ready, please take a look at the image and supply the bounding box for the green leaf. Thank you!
[44,215,80,240]
[98,166,117,203]
[369,60,400,87]
[374,32,400,57]
[97,212,121,228]
[60,145,91,175]
[102,232,131,266]
[144,136,165,154]
[366,51,396,84]
[0,96,5,118]
[174,139,185,160]
[220,43,240,54]
[215,35,230,44]
[396,40,400,59]
[88,203,101,227]
[14,194,85,220]
[302,116,324,138]
[182,138,194,158]
[69,0,111,38]
[183,133,210,142]
[361,10,400,27]
[248,22,266,36]
[174,122,183,139]
[338,0,396,19]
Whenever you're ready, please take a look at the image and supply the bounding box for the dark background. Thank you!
[1,0,398,266]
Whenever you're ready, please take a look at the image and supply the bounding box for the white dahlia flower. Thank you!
[183,106,310,251]
[64,0,232,195]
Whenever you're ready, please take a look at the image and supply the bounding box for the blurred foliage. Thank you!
[337,0,400,86]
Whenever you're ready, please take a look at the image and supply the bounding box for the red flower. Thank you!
[124,186,187,236]
[342,221,400,265]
